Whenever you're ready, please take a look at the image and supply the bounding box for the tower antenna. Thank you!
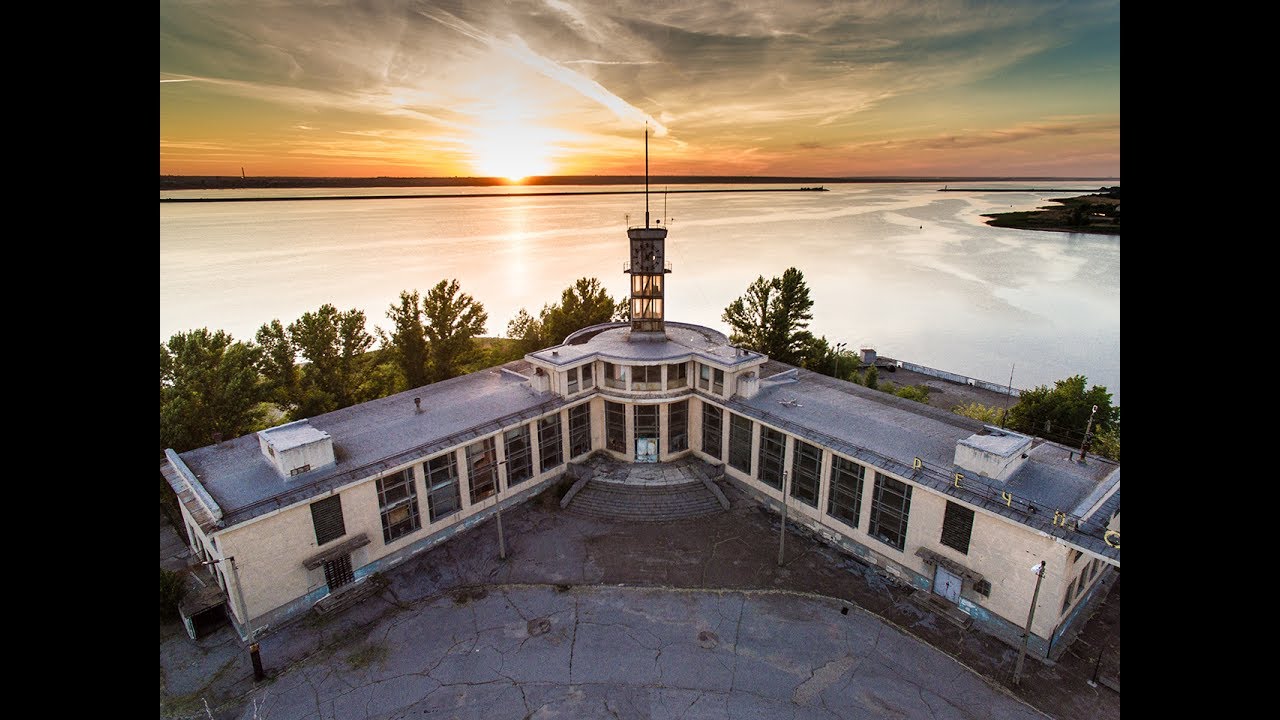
[644,125,650,228]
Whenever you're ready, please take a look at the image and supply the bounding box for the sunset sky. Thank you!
[160,0,1119,179]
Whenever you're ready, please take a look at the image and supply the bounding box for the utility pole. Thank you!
[1077,404,1098,463]
[832,342,847,378]
[1013,560,1045,687]
[1000,363,1015,428]
[777,471,790,566]
[495,459,508,560]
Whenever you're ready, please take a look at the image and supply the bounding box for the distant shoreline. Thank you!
[982,188,1120,235]
[159,187,831,203]
[159,174,1119,192]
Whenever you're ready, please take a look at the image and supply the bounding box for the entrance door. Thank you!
[933,565,962,603]
[635,438,658,463]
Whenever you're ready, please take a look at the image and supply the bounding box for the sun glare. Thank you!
[467,124,556,181]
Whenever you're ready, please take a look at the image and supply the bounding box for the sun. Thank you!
[467,124,555,182]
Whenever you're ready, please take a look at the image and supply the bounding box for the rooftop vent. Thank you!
[414,397,422,414]
[257,420,335,480]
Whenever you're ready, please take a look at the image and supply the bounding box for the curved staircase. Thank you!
[567,479,724,521]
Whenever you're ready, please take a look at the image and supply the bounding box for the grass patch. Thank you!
[346,643,389,670]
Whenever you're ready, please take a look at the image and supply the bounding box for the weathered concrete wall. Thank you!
[895,360,1023,397]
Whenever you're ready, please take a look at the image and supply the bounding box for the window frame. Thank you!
[503,424,534,487]
[827,455,864,528]
[377,467,422,543]
[789,439,822,507]
[728,413,753,474]
[757,426,786,490]
[702,404,723,460]
[538,414,563,471]
[939,501,975,555]
[569,403,592,458]
[867,472,912,552]
[466,437,499,504]
[310,494,346,546]
[668,400,688,453]
[425,452,461,523]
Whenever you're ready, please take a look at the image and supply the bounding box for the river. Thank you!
[159,181,1119,401]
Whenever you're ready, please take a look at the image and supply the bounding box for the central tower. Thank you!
[625,128,671,340]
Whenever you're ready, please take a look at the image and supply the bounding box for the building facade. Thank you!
[163,204,1119,660]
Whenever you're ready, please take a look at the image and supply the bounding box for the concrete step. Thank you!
[567,479,726,522]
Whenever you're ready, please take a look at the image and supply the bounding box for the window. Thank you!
[310,495,346,546]
[604,363,626,389]
[940,501,975,555]
[668,400,688,453]
[539,414,563,471]
[634,404,659,443]
[702,404,723,460]
[1070,549,1083,565]
[973,579,991,597]
[758,427,785,490]
[466,437,498,504]
[606,401,626,452]
[827,456,864,527]
[728,413,753,474]
[868,473,912,551]
[504,425,533,486]
[1062,577,1077,613]
[667,363,688,388]
[698,364,725,394]
[425,452,461,522]
[323,554,354,591]
[790,439,822,507]
[566,364,594,394]
[634,365,662,391]
[569,403,592,458]
[377,468,421,543]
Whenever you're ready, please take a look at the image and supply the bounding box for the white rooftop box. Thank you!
[954,425,1031,482]
[257,420,335,479]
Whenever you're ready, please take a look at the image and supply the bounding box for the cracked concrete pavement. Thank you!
[233,586,1045,720]
[160,478,1119,719]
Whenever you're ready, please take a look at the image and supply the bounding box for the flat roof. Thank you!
[958,428,1031,457]
[176,362,564,528]
[725,367,1120,563]
[528,322,765,369]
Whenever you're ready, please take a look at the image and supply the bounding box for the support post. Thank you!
[777,471,789,567]
[1013,560,1045,687]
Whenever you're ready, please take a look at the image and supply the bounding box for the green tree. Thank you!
[505,306,550,358]
[722,267,815,365]
[288,304,374,413]
[1006,375,1118,447]
[160,328,264,451]
[255,319,297,405]
[423,279,488,382]
[864,366,879,390]
[891,384,931,404]
[384,290,429,389]
[542,277,627,345]
[800,336,861,380]
[952,402,1006,424]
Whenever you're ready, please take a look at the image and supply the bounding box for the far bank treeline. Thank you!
[160,271,1118,462]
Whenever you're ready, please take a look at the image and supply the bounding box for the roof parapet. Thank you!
[165,448,223,522]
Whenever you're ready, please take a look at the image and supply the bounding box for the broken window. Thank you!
[466,437,498,504]
[868,473,912,552]
[728,413,753,474]
[569,403,592,458]
[790,439,822,507]
[702,404,723,460]
[504,425,533,487]
[668,400,688,453]
[827,455,864,528]
[667,362,687,388]
[606,401,626,452]
[539,414,563,471]
[377,468,421,543]
[634,404,659,443]
[757,426,785,490]
[425,452,461,522]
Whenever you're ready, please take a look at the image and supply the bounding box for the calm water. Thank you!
[159,182,1120,402]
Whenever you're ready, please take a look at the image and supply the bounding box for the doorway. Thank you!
[934,565,962,603]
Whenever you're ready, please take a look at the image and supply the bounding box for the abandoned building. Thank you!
[162,191,1120,661]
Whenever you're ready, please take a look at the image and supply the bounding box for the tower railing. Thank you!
[623,260,673,273]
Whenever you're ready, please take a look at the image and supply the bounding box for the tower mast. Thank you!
[645,126,650,228]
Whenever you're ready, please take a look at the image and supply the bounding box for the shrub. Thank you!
[161,568,187,621]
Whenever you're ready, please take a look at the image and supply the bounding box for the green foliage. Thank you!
[160,328,265,452]
[254,319,297,405]
[722,267,815,365]
[505,278,624,358]
[423,279,488,382]
[1006,375,1118,447]
[891,384,931,403]
[288,304,375,413]
[1092,423,1120,462]
[952,402,1006,424]
[345,643,389,670]
[801,335,861,380]
[863,365,878,390]
[160,568,187,621]
[384,290,429,389]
